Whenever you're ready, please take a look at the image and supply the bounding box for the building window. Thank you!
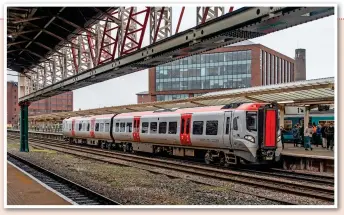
[155,50,252,91]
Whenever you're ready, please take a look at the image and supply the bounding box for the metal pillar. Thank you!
[304,106,310,130]
[279,106,285,128]
[19,102,30,152]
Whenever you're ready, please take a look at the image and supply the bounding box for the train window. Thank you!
[99,123,104,132]
[87,123,90,131]
[105,123,110,132]
[225,117,230,134]
[142,122,149,133]
[233,118,238,131]
[206,121,218,135]
[115,123,119,132]
[193,121,203,135]
[186,119,190,134]
[181,119,185,134]
[79,123,82,131]
[120,123,125,132]
[126,122,132,133]
[246,112,257,131]
[150,122,157,134]
[83,123,86,131]
[95,123,99,132]
[159,122,167,134]
[168,122,177,134]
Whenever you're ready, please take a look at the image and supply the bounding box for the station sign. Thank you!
[285,107,305,115]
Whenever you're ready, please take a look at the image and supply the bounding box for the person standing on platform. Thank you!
[292,124,300,147]
[325,122,334,151]
[304,123,314,151]
[321,123,327,148]
[312,122,317,147]
[316,123,322,147]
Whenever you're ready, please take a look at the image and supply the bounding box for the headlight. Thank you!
[277,135,281,142]
[244,135,255,143]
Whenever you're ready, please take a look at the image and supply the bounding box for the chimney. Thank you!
[294,49,306,81]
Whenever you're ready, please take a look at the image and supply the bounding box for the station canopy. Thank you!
[29,77,335,122]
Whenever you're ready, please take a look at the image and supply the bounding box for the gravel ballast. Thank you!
[7,140,333,205]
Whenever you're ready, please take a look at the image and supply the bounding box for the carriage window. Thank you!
[246,112,257,131]
[79,123,82,131]
[193,121,203,135]
[99,123,104,132]
[83,123,86,131]
[87,123,90,131]
[233,118,238,131]
[206,121,218,135]
[168,122,177,134]
[95,123,99,131]
[186,119,190,134]
[126,122,132,133]
[225,117,230,134]
[120,123,125,132]
[115,123,119,132]
[159,122,167,134]
[105,123,110,132]
[150,122,157,134]
[181,119,185,134]
[141,122,149,133]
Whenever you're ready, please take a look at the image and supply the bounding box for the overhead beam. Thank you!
[10,16,48,24]
[56,16,96,36]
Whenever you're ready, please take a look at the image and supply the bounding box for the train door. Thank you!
[90,118,96,138]
[180,113,192,145]
[133,117,141,142]
[223,111,233,148]
[231,111,241,147]
[72,119,76,136]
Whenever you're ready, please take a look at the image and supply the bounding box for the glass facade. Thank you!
[155,50,252,92]
[157,94,189,101]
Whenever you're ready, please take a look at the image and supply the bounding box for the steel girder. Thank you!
[16,7,335,103]
[149,7,172,44]
[196,7,225,25]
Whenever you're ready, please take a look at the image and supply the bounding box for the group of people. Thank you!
[280,122,334,151]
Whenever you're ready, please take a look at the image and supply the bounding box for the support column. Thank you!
[279,105,285,128]
[304,106,310,129]
[19,101,30,152]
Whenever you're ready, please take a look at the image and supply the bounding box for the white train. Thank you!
[62,103,282,166]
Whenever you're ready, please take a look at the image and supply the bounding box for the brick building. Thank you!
[137,40,304,103]
[7,81,73,126]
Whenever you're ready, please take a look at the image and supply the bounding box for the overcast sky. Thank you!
[7,6,336,110]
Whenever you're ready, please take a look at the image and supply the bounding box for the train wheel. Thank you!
[101,142,106,149]
[106,142,111,150]
[204,151,213,165]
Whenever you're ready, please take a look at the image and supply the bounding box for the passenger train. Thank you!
[62,103,282,166]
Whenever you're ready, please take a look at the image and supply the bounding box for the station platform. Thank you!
[7,162,72,205]
[280,143,334,174]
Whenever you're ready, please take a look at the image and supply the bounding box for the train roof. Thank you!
[62,103,264,120]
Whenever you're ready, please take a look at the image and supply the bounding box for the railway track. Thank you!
[7,152,120,205]
[7,135,334,204]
